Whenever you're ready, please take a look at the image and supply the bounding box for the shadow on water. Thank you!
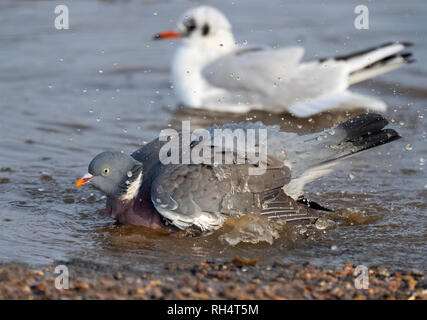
[170,105,367,134]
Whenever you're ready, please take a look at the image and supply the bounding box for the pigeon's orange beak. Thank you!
[153,30,181,40]
[75,173,94,187]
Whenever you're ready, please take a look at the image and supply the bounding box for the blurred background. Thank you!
[0,0,425,272]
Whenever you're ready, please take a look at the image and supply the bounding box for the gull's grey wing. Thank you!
[202,46,305,97]
[201,46,349,111]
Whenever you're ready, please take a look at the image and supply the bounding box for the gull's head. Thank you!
[154,6,234,48]
[177,6,232,39]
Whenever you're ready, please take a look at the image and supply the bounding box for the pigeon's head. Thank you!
[154,6,234,48]
[76,151,143,199]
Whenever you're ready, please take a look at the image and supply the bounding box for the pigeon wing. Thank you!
[150,156,295,232]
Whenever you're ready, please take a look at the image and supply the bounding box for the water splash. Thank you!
[218,213,284,245]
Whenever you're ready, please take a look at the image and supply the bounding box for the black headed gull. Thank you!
[154,6,413,117]
[76,113,400,232]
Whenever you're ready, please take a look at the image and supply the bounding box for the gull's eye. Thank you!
[103,168,110,175]
[184,18,196,34]
[202,24,210,36]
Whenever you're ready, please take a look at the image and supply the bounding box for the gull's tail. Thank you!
[339,42,414,85]
[289,43,414,118]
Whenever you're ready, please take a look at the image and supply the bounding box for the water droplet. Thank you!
[314,217,334,230]
[405,144,413,151]
[419,157,425,166]
[349,172,355,180]
[96,117,101,122]
[125,180,130,185]
[127,171,133,178]
[98,69,103,74]
[331,245,338,251]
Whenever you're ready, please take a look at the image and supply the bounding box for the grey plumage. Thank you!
[78,113,400,233]
[87,151,142,198]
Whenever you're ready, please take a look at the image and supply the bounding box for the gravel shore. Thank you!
[0,258,425,300]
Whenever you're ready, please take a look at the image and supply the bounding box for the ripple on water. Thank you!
[0,0,425,271]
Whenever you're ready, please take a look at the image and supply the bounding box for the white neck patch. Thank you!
[119,171,142,201]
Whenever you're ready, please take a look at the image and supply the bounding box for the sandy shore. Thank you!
[0,258,425,300]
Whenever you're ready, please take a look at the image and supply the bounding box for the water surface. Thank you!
[0,0,426,272]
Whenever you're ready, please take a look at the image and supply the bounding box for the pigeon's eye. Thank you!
[103,168,110,175]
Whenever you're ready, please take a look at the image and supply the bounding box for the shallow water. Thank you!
[0,0,426,272]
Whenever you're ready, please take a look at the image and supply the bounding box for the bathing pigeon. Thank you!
[76,113,400,232]
[154,5,414,117]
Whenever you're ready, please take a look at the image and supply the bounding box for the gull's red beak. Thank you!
[153,30,181,40]
[75,173,94,187]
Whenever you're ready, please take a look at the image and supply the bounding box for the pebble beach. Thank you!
[1,259,425,300]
